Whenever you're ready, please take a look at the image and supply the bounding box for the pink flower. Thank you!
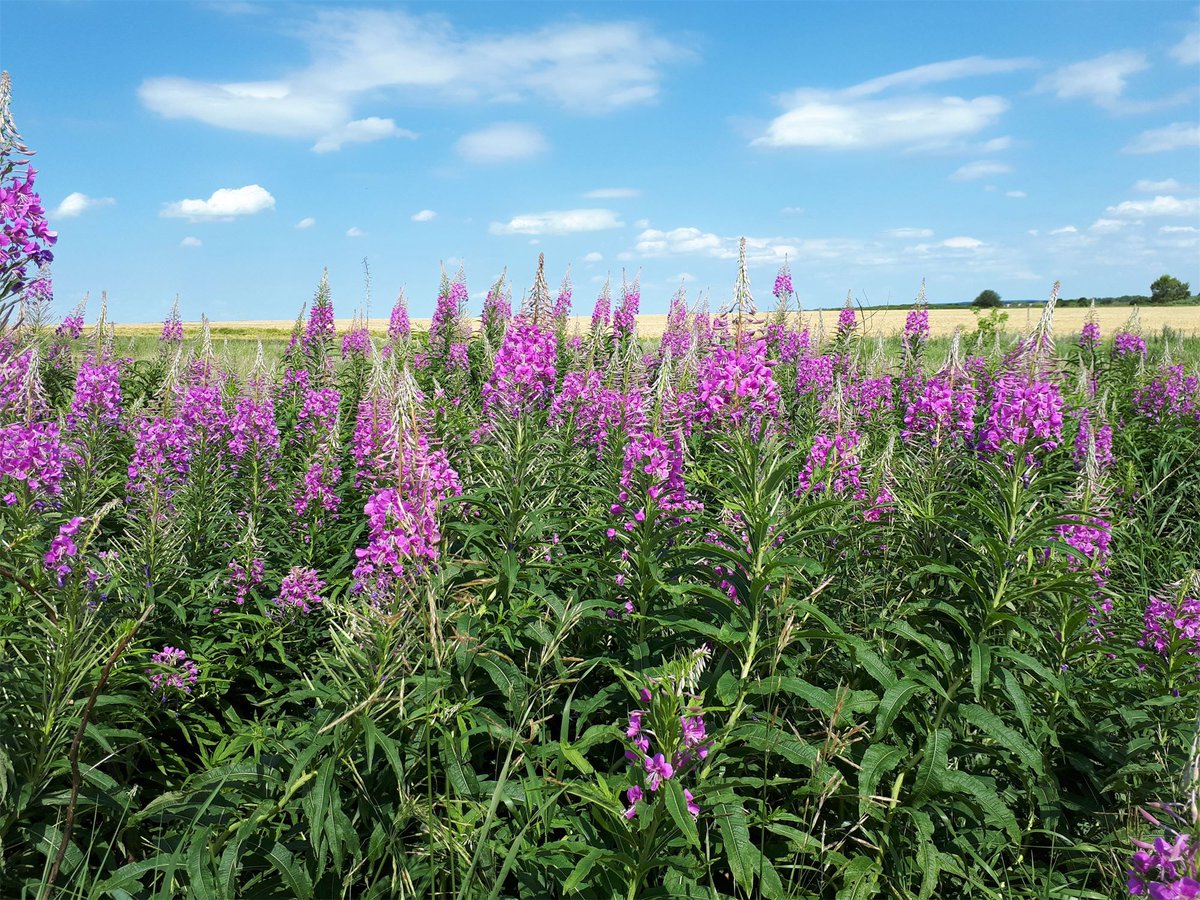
[643,753,674,791]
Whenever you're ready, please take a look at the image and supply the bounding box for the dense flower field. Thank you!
[2,252,1199,898]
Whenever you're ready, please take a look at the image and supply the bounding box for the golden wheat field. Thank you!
[113,305,1200,341]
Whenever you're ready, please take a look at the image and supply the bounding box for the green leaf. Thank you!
[941,769,1020,842]
[663,780,701,848]
[970,641,991,703]
[713,794,755,894]
[266,841,314,899]
[912,729,949,800]
[1002,670,1035,738]
[747,676,835,717]
[836,855,881,900]
[857,744,906,818]
[850,641,897,690]
[562,847,607,894]
[961,703,1044,776]
[875,679,926,737]
[726,723,818,767]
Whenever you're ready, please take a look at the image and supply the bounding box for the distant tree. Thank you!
[972,289,1002,308]
[1149,274,1190,305]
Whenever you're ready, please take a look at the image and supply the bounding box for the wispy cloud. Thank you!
[456,123,548,163]
[620,226,885,267]
[161,184,275,221]
[1037,51,1147,107]
[751,55,1032,151]
[140,10,691,151]
[53,192,115,218]
[885,227,934,239]
[1006,190,1026,198]
[312,117,417,153]
[295,217,316,229]
[179,236,202,248]
[489,208,623,235]
[583,251,604,262]
[1106,195,1200,217]
[950,159,1012,181]
[411,209,437,222]
[584,187,640,199]
[1171,31,1200,66]
[346,226,366,237]
[1124,123,1200,154]
[1135,178,1183,192]
[1049,225,1078,235]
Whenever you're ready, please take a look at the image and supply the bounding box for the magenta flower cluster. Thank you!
[68,357,123,430]
[1,166,57,293]
[147,646,200,702]
[1139,594,1200,660]
[978,374,1064,455]
[798,430,862,495]
[226,556,265,605]
[1134,366,1200,424]
[160,309,184,345]
[621,686,706,821]
[902,376,977,447]
[613,284,640,342]
[693,340,780,432]
[1129,832,1199,897]
[480,317,558,418]
[274,566,325,619]
[1114,331,1148,358]
[44,516,85,585]
[1079,319,1101,351]
[1,420,67,501]
[353,436,462,596]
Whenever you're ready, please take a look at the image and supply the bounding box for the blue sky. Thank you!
[5,1,1200,322]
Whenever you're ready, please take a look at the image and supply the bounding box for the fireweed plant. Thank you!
[1,199,1199,897]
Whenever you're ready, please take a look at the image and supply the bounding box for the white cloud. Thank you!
[411,209,437,222]
[312,117,417,153]
[1089,218,1127,233]
[751,55,1031,151]
[295,217,316,229]
[1161,225,1199,233]
[1036,51,1148,109]
[584,187,640,199]
[161,184,275,221]
[1006,190,1027,198]
[53,192,115,218]
[634,218,651,229]
[140,10,691,149]
[623,226,878,266]
[583,251,604,262]
[1124,123,1200,154]
[1049,225,1078,235]
[180,236,202,248]
[979,135,1015,152]
[1171,31,1200,66]
[1106,195,1200,217]
[780,206,805,215]
[489,208,623,235]
[885,227,934,238]
[1135,178,1183,192]
[951,159,1012,180]
[346,226,366,237]
[456,122,548,163]
[940,236,984,249]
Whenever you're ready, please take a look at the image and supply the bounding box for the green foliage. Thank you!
[972,289,1003,308]
[1,317,1198,898]
[1149,273,1192,305]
